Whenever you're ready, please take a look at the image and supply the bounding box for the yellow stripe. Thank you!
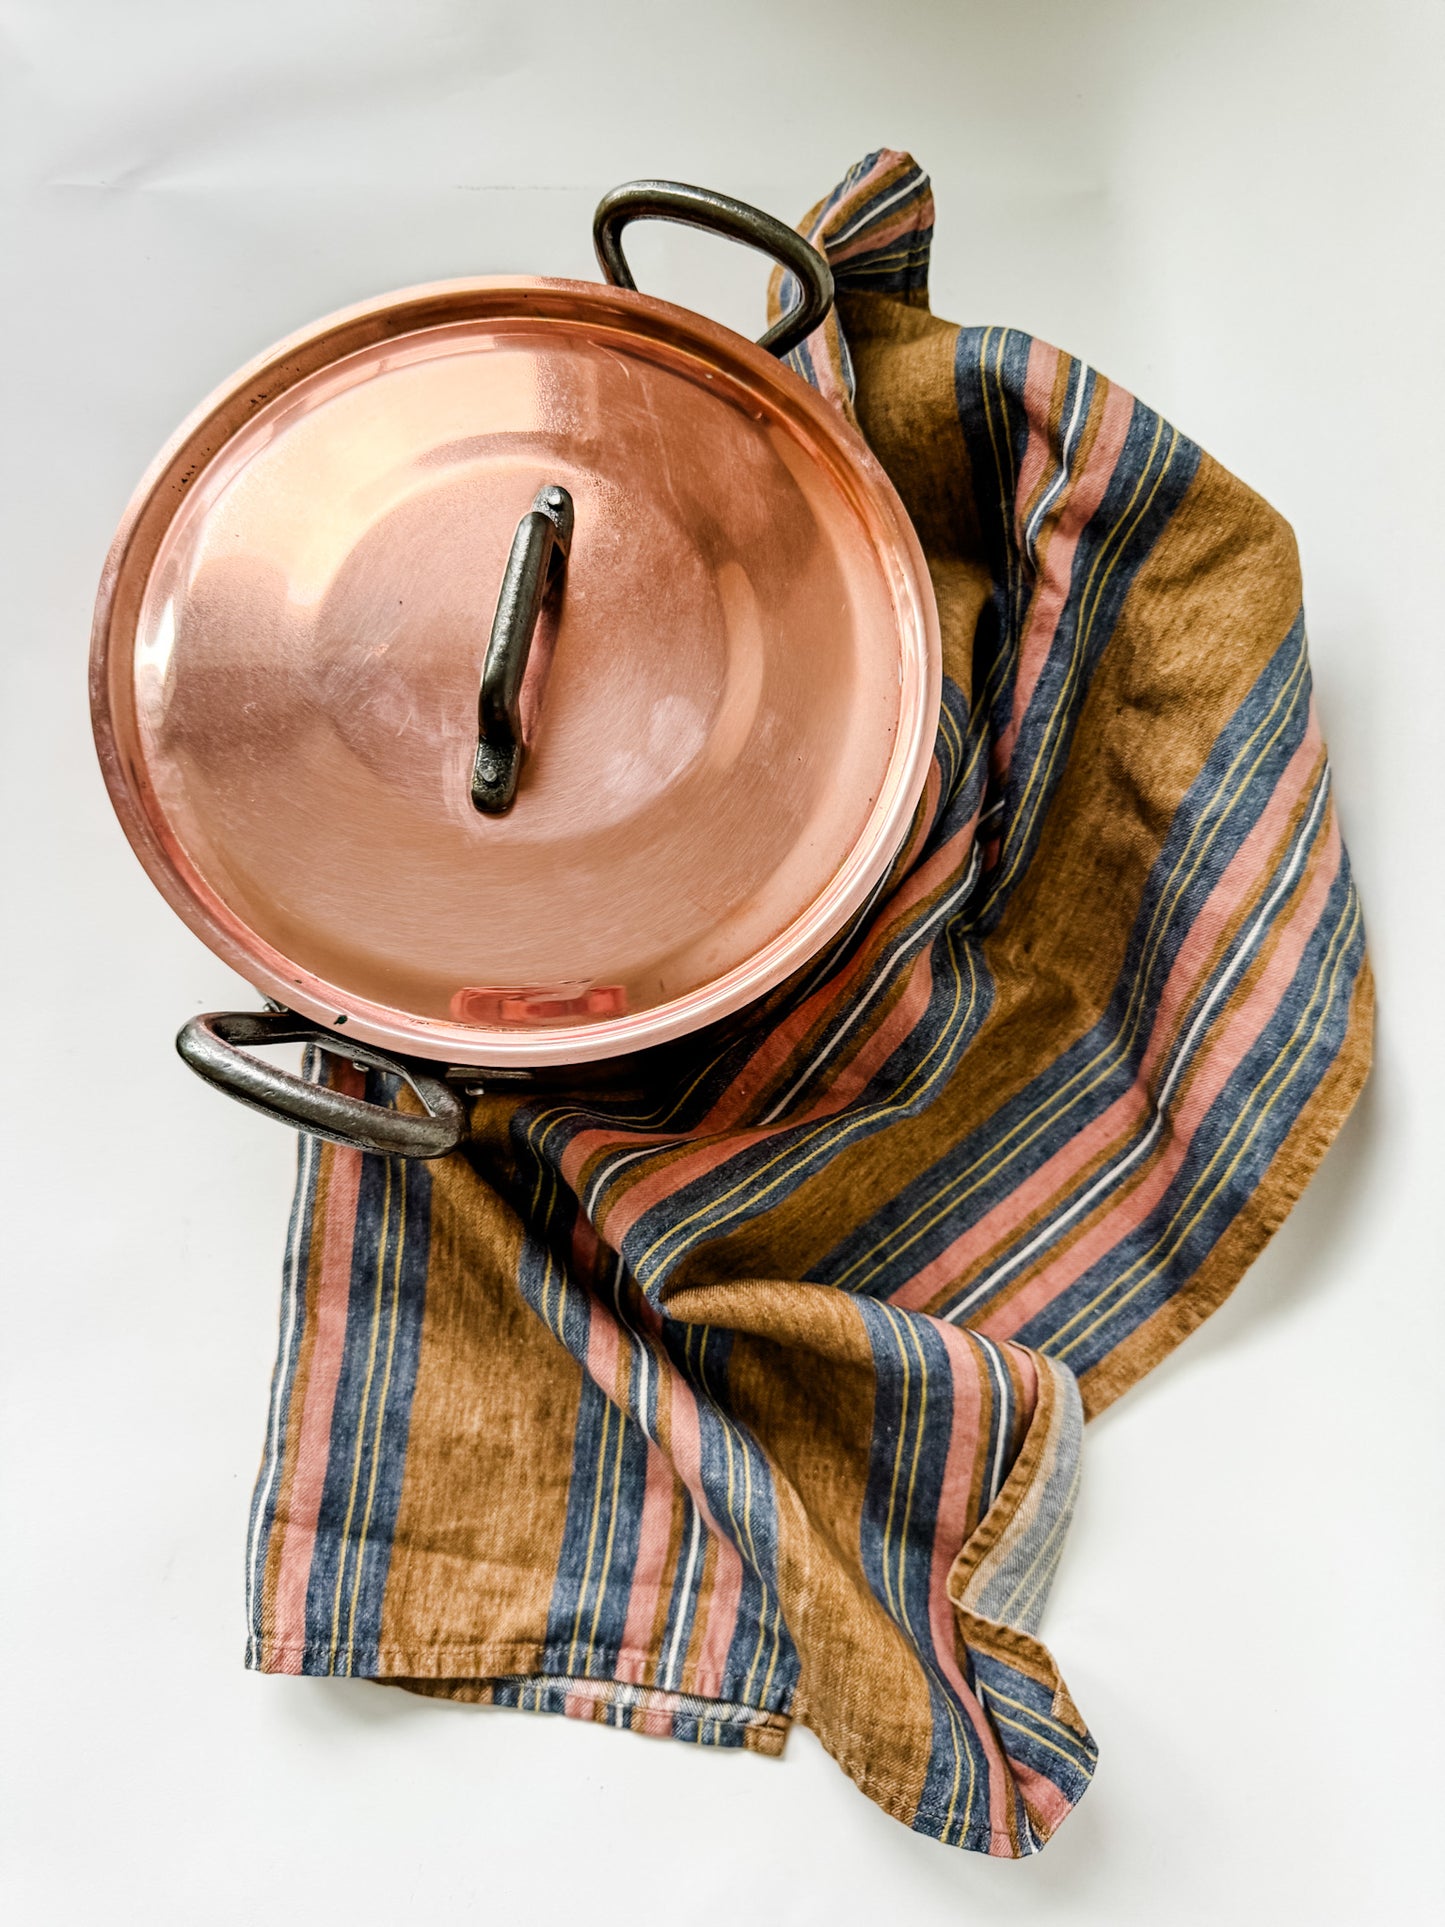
[892,1307,932,1624]
[581,1399,628,1676]
[832,646,1313,1293]
[979,1682,1084,1748]
[694,1335,782,1713]
[994,329,1024,620]
[343,1160,407,1671]
[526,1109,573,1338]
[936,694,964,771]
[876,1309,913,1621]
[591,556,1310,1318]
[987,1707,1090,1771]
[517,699,978,1207]
[737,1459,768,1702]
[565,1397,614,1675]
[630,918,980,1290]
[929,1683,971,1844]
[327,1158,392,1673]
[1056,884,1359,1359]
[1051,856,1353,1360]
[987,417,1174,906]
[977,329,1010,565]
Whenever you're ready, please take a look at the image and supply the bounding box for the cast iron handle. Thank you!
[471,483,574,815]
[592,180,834,361]
[176,1011,467,1158]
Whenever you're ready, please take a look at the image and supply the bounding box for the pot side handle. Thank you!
[176,1011,467,1159]
[592,180,834,361]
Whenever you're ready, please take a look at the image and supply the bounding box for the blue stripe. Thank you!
[1024,859,1365,1371]
[514,1168,800,1712]
[855,1304,995,1847]
[809,621,1316,1299]
[970,1648,1097,1804]
[539,1374,652,1679]
[617,903,994,1296]
[300,1078,433,1674]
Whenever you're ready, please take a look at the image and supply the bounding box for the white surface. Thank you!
[2,3,1441,1921]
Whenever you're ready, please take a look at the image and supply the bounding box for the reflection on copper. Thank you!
[451,983,628,1025]
[92,277,940,1068]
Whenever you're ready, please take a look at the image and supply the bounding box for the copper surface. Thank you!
[92,278,941,1067]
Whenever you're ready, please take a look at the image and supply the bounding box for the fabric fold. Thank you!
[252,1112,1094,1851]
[244,150,1370,1857]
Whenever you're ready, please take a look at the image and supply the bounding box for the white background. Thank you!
[2,2,1441,1920]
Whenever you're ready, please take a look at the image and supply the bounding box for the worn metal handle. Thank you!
[176,1011,467,1158]
[471,483,574,814]
[592,180,834,360]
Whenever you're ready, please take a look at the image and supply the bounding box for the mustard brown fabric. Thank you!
[245,151,1371,1856]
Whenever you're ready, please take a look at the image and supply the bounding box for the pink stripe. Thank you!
[614,1443,679,1683]
[557,816,975,1206]
[696,830,962,1114]
[981,811,1344,1338]
[1005,1760,1076,1847]
[807,328,850,414]
[934,1340,1078,1852]
[916,753,946,843]
[921,1325,1023,1835]
[584,1295,619,1403]
[821,943,939,1113]
[1014,340,1064,534]
[652,1370,743,1696]
[562,157,938,1226]
[1135,733,1325,1089]
[692,1534,746,1699]
[823,157,932,264]
[827,196,930,265]
[569,1208,603,1283]
[268,1118,363,1665]
[573,820,983,1255]
[812,151,913,241]
[892,730,1324,1307]
[994,377,1134,774]
[664,1375,721,1538]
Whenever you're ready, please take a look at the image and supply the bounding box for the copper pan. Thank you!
[91,183,942,1156]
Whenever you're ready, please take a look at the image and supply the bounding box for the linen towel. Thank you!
[244,151,1372,1856]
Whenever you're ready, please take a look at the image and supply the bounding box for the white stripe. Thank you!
[1023,365,1091,562]
[613,1252,653,1438]
[583,1139,662,1220]
[946,765,1332,1321]
[579,878,897,1218]
[980,1336,1012,1509]
[578,870,904,1219]
[826,173,922,250]
[663,1504,704,1689]
[759,848,982,1126]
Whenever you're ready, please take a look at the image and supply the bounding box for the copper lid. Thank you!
[93,276,940,1066]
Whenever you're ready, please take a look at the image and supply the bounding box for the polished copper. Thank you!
[92,277,941,1068]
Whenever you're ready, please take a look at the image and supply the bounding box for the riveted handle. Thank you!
[471,483,574,815]
[176,1011,467,1158]
[592,180,834,360]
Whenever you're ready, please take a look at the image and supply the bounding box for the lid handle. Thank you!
[471,484,574,815]
[592,181,834,361]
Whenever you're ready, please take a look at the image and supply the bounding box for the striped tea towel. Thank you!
[243,151,1372,1856]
